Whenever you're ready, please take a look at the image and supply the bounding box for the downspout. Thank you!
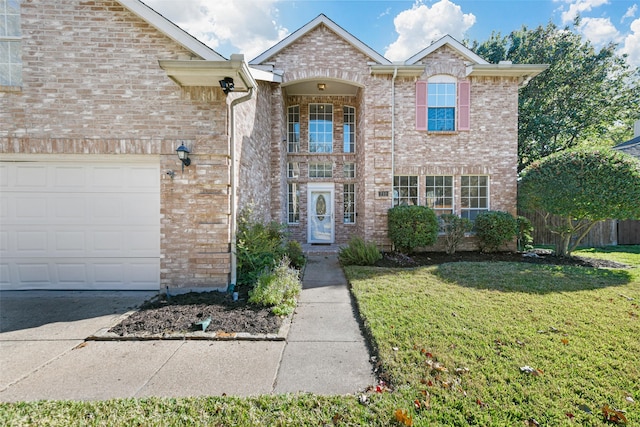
[229,86,254,288]
[391,67,398,208]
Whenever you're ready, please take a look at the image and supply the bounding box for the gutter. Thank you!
[391,67,398,208]
[229,87,255,288]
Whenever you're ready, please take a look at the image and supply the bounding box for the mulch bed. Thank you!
[109,250,628,337]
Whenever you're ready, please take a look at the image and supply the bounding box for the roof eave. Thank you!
[250,14,391,65]
[117,0,225,61]
[466,64,549,87]
[158,54,257,90]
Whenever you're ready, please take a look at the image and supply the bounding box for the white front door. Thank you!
[308,184,334,244]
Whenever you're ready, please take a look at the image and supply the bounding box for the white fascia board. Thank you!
[250,67,282,83]
[405,35,488,65]
[158,54,257,90]
[250,14,391,65]
[117,0,225,61]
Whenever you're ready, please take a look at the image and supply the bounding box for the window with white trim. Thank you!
[0,0,21,87]
[287,183,299,224]
[309,103,333,153]
[425,176,453,215]
[309,162,332,178]
[416,76,470,131]
[343,183,356,224]
[393,175,418,206]
[428,78,456,131]
[343,106,355,153]
[343,162,355,178]
[287,105,300,153]
[287,162,299,179]
[461,175,488,221]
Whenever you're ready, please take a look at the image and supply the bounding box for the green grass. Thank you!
[1,247,639,426]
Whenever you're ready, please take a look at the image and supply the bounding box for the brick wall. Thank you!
[1,0,233,289]
[256,28,520,251]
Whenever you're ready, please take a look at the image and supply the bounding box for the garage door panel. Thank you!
[0,161,160,290]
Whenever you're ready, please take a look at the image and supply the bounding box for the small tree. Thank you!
[440,214,473,255]
[519,148,640,256]
[387,205,438,254]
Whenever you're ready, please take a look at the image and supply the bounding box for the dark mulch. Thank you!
[109,250,628,337]
[109,287,282,337]
[376,249,629,269]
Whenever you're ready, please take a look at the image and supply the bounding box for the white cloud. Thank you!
[144,0,288,60]
[578,17,622,46]
[384,0,475,61]
[560,0,609,24]
[620,18,640,67]
[622,4,638,22]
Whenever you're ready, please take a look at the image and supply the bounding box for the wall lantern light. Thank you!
[176,143,191,172]
[219,77,234,94]
[317,83,326,91]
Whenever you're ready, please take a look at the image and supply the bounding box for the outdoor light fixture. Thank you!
[176,143,191,172]
[317,83,326,91]
[219,77,234,94]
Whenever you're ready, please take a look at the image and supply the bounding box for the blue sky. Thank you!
[144,0,640,66]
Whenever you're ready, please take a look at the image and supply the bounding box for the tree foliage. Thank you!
[519,148,640,255]
[473,21,640,171]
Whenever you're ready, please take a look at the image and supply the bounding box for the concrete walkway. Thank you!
[0,255,375,402]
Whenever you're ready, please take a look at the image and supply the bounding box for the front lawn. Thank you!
[1,247,638,426]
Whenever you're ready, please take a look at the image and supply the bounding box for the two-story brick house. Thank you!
[0,1,545,292]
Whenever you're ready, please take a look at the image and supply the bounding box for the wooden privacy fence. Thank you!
[521,212,620,247]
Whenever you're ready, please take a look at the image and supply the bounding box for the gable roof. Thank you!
[117,0,225,61]
[250,14,391,65]
[614,135,640,158]
[405,35,488,65]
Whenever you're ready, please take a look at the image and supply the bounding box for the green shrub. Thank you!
[516,215,534,251]
[338,236,382,266]
[248,257,302,316]
[440,214,473,255]
[387,205,438,254]
[284,240,306,270]
[474,211,518,252]
[236,208,304,287]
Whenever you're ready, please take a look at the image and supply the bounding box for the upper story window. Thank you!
[287,105,300,153]
[0,0,22,87]
[343,162,355,178]
[343,106,355,153]
[309,103,333,153]
[287,162,299,179]
[416,75,470,132]
[309,162,333,178]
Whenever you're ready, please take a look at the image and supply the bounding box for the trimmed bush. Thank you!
[285,240,306,270]
[440,214,473,255]
[338,236,382,266]
[387,205,438,254]
[474,211,518,252]
[516,215,534,251]
[249,257,301,316]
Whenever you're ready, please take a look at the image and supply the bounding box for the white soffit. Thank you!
[159,55,257,90]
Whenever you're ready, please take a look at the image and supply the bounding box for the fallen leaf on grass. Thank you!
[524,418,540,426]
[455,367,470,375]
[332,413,343,425]
[578,404,592,414]
[565,412,575,419]
[394,409,413,426]
[520,366,543,376]
[625,396,635,403]
[602,404,628,424]
[561,338,569,345]
[476,399,488,408]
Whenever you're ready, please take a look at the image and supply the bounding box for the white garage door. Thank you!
[0,160,160,290]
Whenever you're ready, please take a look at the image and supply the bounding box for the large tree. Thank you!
[519,148,640,256]
[473,21,639,171]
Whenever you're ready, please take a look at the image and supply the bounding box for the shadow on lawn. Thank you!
[435,262,634,294]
